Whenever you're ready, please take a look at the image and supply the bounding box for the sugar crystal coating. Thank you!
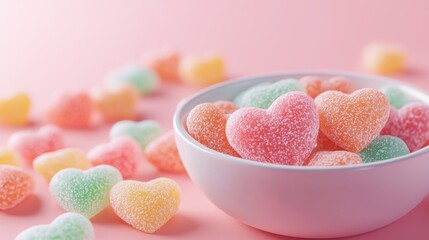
[305,151,362,166]
[0,93,31,126]
[226,92,319,165]
[380,107,401,137]
[358,136,409,163]
[110,120,163,151]
[144,131,185,173]
[110,178,181,233]
[315,88,390,152]
[107,64,159,95]
[16,212,94,240]
[397,103,429,152]
[0,166,35,210]
[381,86,408,109]
[300,76,355,99]
[49,165,123,218]
[314,130,342,152]
[234,79,304,109]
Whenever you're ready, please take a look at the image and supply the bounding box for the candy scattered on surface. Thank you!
[0,148,22,166]
[381,86,408,109]
[49,165,123,218]
[0,165,35,210]
[91,84,139,122]
[358,136,409,163]
[234,79,304,109]
[33,148,90,181]
[88,138,141,178]
[300,76,355,99]
[45,91,93,128]
[363,43,406,74]
[187,101,239,157]
[315,88,390,152]
[144,130,185,173]
[380,107,401,137]
[0,93,31,126]
[397,103,429,152]
[145,51,180,82]
[15,212,95,240]
[107,64,159,95]
[226,92,319,165]
[8,125,65,165]
[179,53,224,86]
[109,120,163,151]
[314,130,342,152]
[110,178,181,233]
[305,151,363,166]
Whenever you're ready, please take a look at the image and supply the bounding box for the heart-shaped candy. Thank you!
[0,148,22,166]
[234,79,303,109]
[88,138,141,178]
[91,84,139,122]
[110,178,181,233]
[45,91,93,128]
[33,148,90,181]
[16,212,94,240]
[144,51,180,82]
[358,136,409,163]
[396,103,429,152]
[305,151,362,166]
[179,54,224,86]
[8,125,65,165]
[226,92,319,165]
[0,93,31,126]
[300,76,355,99]
[107,64,159,95]
[315,88,390,152]
[187,101,239,157]
[109,120,163,151]
[0,166,35,210]
[381,86,408,109]
[49,165,123,218]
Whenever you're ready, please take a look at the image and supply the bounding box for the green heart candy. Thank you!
[109,120,163,151]
[381,86,409,109]
[359,135,410,163]
[234,79,304,109]
[16,212,94,240]
[49,165,123,218]
[107,64,159,95]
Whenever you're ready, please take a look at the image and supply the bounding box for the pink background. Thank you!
[1,0,429,239]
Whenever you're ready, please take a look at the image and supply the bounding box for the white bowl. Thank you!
[173,71,429,238]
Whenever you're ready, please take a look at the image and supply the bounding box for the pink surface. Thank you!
[1,0,429,239]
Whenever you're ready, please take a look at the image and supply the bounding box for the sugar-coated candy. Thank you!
[0,165,34,210]
[380,107,401,137]
[300,76,355,99]
[145,51,180,82]
[91,84,139,122]
[144,131,185,173]
[397,103,429,152]
[363,43,406,74]
[45,91,93,128]
[49,165,123,218]
[226,92,319,165]
[187,101,239,157]
[107,64,159,95]
[0,148,22,166]
[179,53,224,86]
[88,138,141,178]
[0,93,31,126]
[33,148,90,181]
[110,178,181,233]
[8,125,65,164]
[234,79,304,109]
[315,88,390,152]
[109,120,163,151]
[305,151,362,166]
[16,212,94,240]
[212,100,237,115]
[381,86,408,109]
[358,136,409,163]
[314,131,342,152]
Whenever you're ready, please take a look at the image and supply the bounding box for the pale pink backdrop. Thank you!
[1,0,429,239]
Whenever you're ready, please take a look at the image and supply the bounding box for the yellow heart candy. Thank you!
[110,178,181,233]
[0,148,22,166]
[33,148,90,181]
[0,93,31,126]
[179,54,224,86]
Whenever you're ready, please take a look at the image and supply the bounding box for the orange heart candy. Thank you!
[300,76,355,99]
[0,166,35,210]
[315,88,389,152]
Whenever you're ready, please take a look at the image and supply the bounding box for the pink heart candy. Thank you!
[226,92,319,165]
[8,125,65,165]
[88,137,141,178]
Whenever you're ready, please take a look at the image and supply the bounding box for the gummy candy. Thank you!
[145,51,180,82]
[0,93,31,126]
[110,178,180,233]
[0,148,22,166]
[49,165,123,218]
[305,151,362,166]
[358,136,409,163]
[88,138,141,178]
[109,120,163,151]
[300,76,355,99]
[107,64,159,95]
[363,43,406,74]
[381,86,408,109]
[314,131,342,152]
[0,165,34,210]
[380,107,401,137]
[226,92,318,165]
[179,54,224,86]
[397,103,429,152]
